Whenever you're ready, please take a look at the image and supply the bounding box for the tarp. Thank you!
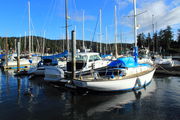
[108,57,138,68]
[41,51,68,65]
[53,50,68,58]
[101,54,112,58]
[42,50,68,60]
[0,54,5,59]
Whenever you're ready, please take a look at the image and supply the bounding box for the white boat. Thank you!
[154,56,174,68]
[28,51,67,76]
[28,56,60,76]
[138,47,154,64]
[1,54,31,69]
[44,51,111,81]
[66,51,111,74]
[29,55,41,66]
[44,66,65,81]
[72,57,156,92]
[71,0,156,92]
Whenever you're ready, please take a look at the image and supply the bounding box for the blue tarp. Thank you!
[41,50,68,65]
[53,50,68,58]
[101,54,112,58]
[108,57,138,68]
[0,54,5,59]
[42,50,68,60]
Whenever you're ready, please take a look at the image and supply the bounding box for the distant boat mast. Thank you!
[114,5,118,58]
[82,10,85,49]
[99,9,102,53]
[65,0,69,52]
[28,0,31,54]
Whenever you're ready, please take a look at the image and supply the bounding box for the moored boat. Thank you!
[72,57,156,92]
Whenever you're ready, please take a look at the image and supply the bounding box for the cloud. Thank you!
[69,11,96,22]
[114,0,131,9]
[71,14,96,22]
[121,0,180,34]
[171,0,180,7]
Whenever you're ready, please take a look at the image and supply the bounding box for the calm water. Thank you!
[0,69,180,120]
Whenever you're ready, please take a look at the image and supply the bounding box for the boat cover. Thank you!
[108,57,138,68]
[53,50,68,58]
[101,54,112,58]
[0,54,5,59]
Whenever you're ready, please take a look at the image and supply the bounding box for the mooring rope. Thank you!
[157,64,172,73]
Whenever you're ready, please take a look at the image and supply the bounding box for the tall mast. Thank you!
[114,5,118,58]
[106,26,108,54]
[82,10,85,49]
[99,9,102,53]
[65,0,69,52]
[133,0,137,47]
[152,14,155,53]
[24,32,26,52]
[28,0,31,54]
[42,31,46,55]
[133,0,138,63]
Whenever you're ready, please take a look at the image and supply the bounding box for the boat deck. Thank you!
[75,67,155,82]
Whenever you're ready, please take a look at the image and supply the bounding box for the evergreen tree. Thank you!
[178,29,180,48]
[137,33,146,48]
[146,33,152,50]
[152,32,158,53]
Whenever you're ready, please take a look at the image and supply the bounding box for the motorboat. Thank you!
[154,56,174,68]
[44,51,111,81]
[1,53,31,69]
[28,51,67,76]
[66,51,111,75]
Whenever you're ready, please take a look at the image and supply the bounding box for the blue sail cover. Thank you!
[108,57,138,68]
[101,54,112,58]
[41,50,68,65]
[53,50,68,58]
[42,50,68,59]
[0,54,5,59]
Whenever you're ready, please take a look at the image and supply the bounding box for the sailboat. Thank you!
[72,0,156,92]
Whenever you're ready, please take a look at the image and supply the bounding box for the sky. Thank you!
[0,0,179,44]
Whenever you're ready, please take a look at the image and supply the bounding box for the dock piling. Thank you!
[71,30,76,79]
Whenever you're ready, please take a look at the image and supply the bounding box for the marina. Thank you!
[0,0,180,120]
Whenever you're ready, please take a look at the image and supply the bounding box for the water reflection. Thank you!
[0,68,179,120]
[71,80,156,116]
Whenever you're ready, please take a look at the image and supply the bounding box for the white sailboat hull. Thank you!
[73,69,156,92]
[44,66,64,81]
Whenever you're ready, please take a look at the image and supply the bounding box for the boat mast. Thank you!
[28,0,31,54]
[82,10,85,49]
[114,5,118,58]
[99,9,102,53]
[152,14,155,53]
[65,0,69,52]
[106,26,108,54]
[133,0,137,47]
[133,0,138,63]
[42,31,45,55]
[24,32,26,52]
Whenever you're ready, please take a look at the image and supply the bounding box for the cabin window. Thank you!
[76,55,88,61]
[89,55,101,62]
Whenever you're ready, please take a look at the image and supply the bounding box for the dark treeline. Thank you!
[0,35,132,55]
[1,26,179,55]
[137,26,180,55]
